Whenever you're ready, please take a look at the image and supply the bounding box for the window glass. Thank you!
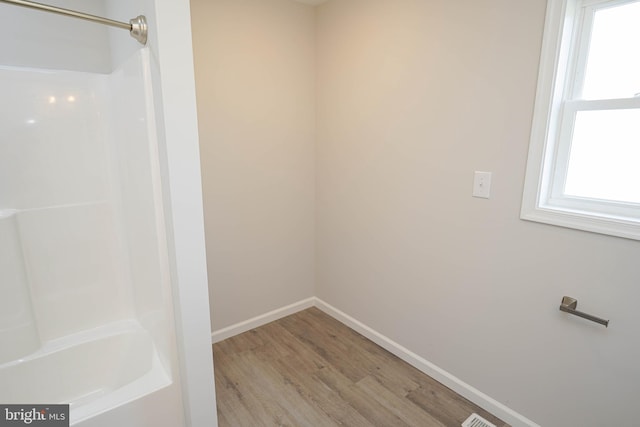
[564,108,640,203]
[581,1,640,100]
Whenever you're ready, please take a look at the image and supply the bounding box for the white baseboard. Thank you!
[211,296,538,427]
[211,297,315,343]
[314,298,539,427]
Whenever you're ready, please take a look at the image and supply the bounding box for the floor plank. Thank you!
[213,307,509,427]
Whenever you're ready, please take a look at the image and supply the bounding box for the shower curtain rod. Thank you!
[0,0,148,45]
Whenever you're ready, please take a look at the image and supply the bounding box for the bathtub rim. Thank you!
[0,319,172,425]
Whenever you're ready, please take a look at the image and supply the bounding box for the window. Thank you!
[521,0,640,240]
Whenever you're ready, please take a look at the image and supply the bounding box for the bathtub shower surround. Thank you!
[0,49,180,425]
[0,209,39,364]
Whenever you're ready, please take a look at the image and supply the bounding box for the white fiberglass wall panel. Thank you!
[0,0,111,73]
[0,210,39,363]
[107,48,176,370]
[0,69,111,209]
[0,66,132,342]
[17,203,129,341]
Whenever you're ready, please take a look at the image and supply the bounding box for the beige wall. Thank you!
[192,0,640,425]
[316,1,640,426]
[191,0,316,330]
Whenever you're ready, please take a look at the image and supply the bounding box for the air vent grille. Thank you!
[462,413,497,427]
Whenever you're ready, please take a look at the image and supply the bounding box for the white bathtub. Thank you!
[0,320,171,425]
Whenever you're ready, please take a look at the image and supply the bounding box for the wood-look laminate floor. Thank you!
[213,307,509,427]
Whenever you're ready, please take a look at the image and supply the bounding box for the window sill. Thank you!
[521,205,640,241]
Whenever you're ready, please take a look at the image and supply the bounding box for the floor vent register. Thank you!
[462,413,497,427]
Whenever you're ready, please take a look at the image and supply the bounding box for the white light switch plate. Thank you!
[473,171,492,199]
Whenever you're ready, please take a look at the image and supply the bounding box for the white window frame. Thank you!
[521,0,640,240]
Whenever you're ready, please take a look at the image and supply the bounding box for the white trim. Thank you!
[521,0,640,241]
[210,298,315,343]
[521,206,640,240]
[212,297,539,427]
[314,299,540,427]
[521,0,573,223]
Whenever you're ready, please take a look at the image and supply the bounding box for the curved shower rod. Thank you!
[0,0,148,45]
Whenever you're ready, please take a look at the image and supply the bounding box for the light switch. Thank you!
[473,171,492,199]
